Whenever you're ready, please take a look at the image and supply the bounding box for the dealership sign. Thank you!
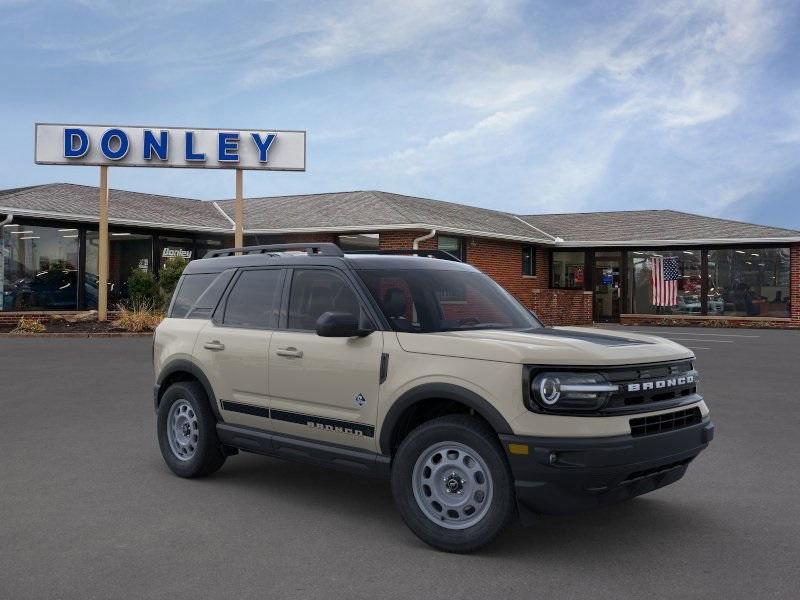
[34,123,306,171]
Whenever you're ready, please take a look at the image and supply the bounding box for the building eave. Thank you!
[552,237,800,247]
[0,206,231,234]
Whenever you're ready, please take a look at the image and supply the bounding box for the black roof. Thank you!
[185,250,478,275]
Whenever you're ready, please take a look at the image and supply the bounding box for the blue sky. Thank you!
[1,0,798,228]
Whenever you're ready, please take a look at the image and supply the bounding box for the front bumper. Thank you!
[500,418,714,515]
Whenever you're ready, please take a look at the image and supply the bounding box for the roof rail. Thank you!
[204,242,344,258]
[344,249,462,262]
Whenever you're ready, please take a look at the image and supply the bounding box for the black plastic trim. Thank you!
[378,383,513,454]
[221,400,269,418]
[379,353,389,384]
[521,359,699,417]
[155,359,223,421]
[216,423,390,479]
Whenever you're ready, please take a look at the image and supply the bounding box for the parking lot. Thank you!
[1,327,799,599]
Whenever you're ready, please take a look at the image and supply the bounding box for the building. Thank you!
[1,183,798,328]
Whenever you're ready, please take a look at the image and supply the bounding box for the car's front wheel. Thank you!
[391,415,515,553]
[157,381,226,478]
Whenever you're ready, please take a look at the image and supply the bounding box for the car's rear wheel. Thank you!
[157,381,226,478]
[391,415,515,553]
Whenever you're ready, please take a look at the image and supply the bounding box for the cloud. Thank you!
[377,106,535,175]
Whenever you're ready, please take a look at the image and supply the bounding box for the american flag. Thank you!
[651,256,679,306]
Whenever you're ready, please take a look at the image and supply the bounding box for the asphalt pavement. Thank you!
[1,327,799,599]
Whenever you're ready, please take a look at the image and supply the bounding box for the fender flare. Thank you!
[379,383,513,454]
[155,359,222,421]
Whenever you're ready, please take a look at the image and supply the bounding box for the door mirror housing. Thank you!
[315,311,373,337]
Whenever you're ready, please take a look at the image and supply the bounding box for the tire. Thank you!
[157,381,226,478]
[391,414,515,553]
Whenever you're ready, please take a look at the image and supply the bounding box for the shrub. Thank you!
[11,317,46,334]
[113,301,163,332]
[159,257,188,300]
[127,268,161,307]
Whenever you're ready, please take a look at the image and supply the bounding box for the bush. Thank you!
[159,257,188,299]
[11,317,46,334]
[127,268,161,307]
[113,301,163,332]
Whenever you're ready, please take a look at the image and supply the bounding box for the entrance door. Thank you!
[593,251,622,322]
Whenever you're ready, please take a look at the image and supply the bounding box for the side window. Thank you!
[170,273,217,318]
[222,269,282,329]
[287,269,365,331]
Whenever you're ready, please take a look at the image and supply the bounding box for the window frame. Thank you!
[278,265,382,332]
[522,245,537,277]
[212,266,286,330]
[549,249,587,290]
[437,235,466,262]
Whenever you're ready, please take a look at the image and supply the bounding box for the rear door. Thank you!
[194,267,284,430]
[268,267,383,451]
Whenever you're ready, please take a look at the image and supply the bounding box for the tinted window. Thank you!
[287,269,365,330]
[522,245,536,276]
[170,273,216,318]
[223,269,282,329]
[186,269,235,319]
[357,269,541,333]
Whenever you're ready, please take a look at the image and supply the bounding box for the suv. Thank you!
[153,243,714,552]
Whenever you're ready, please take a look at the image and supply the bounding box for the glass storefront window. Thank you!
[159,236,194,269]
[551,251,585,289]
[1,224,80,310]
[707,248,790,318]
[338,233,379,251]
[629,249,702,315]
[196,236,233,258]
[85,230,153,308]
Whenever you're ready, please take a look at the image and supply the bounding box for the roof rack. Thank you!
[344,249,462,262]
[204,242,344,258]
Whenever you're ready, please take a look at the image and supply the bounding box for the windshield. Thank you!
[356,268,542,333]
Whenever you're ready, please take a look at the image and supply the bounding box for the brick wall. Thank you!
[378,231,594,326]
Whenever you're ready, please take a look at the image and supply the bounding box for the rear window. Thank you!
[169,273,218,318]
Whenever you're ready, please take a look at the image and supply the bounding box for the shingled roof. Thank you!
[215,190,551,242]
[0,183,230,231]
[1,183,798,244]
[519,210,800,244]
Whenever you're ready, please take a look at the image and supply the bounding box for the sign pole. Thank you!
[98,166,109,321]
[235,168,244,249]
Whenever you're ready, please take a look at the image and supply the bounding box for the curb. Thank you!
[0,332,154,338]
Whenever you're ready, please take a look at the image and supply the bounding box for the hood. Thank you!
[395,326,693,366]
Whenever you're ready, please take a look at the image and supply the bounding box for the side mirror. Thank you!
[315,311,373,337]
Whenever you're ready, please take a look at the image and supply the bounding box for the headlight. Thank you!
[530,372,618,412]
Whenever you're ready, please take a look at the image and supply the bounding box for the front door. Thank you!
[593,251,622,322]
[268,267,383,452]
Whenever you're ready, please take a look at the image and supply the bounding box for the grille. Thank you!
[603,360,698,412]
[629,407,702,437]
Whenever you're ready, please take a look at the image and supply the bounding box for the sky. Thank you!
[0,0,799,229]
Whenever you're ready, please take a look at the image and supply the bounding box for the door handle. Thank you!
[203,340,225,351]
[276,346,303,358]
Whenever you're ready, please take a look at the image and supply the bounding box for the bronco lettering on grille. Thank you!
[627,374,695,393]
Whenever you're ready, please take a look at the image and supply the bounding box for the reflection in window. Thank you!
[522,245,536,276]
[85,230,153,309]
[629,250,702,314]
[338,233,379,251]
[707,248,790,318]
[1,224,80,310]
[551,251,585,289]
[438,236,465,261]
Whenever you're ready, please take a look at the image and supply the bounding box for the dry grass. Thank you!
[113,302,164,333]
[11,317,46,334]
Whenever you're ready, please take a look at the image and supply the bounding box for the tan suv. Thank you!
[153,243,714,552]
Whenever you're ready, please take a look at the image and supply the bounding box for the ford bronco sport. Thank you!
[153,243,714,552]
